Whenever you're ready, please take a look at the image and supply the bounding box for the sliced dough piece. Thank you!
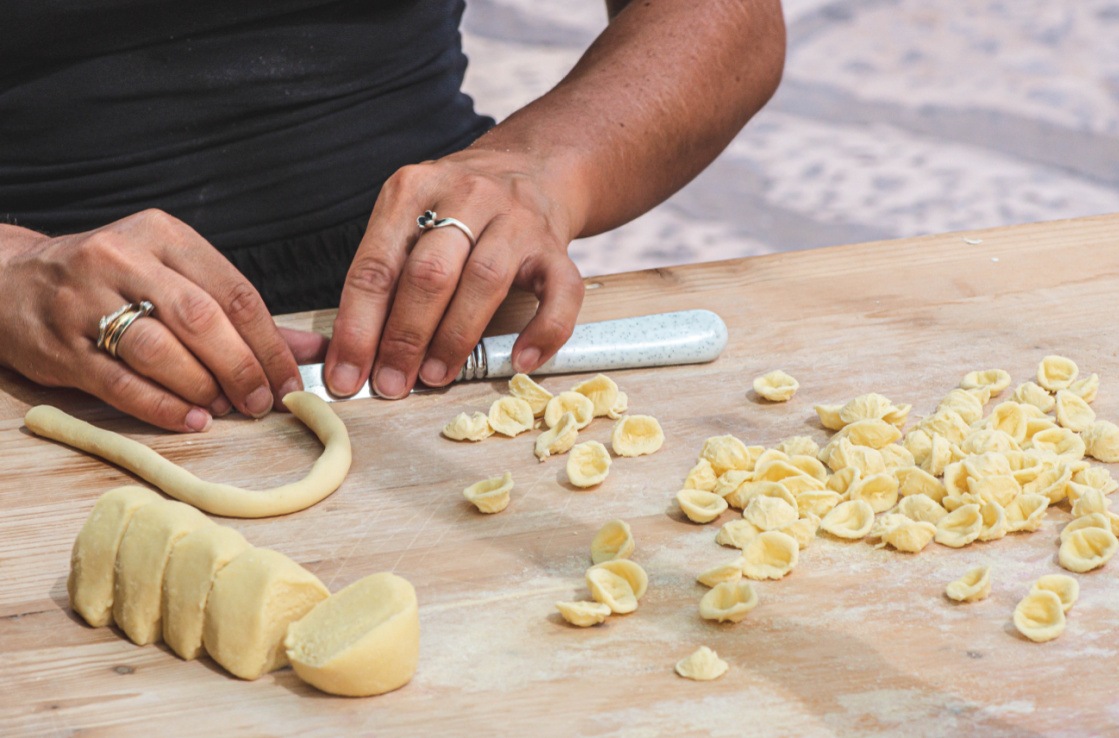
[1036,355,1078,391]
[1054,390,1095,433]
[675,646,728,681]
[934,504,983,548]
[203,548,330,680]
[677,489,728,523]
[567,441,612,488]
[26,392,351,518]
[882,520,937,553]
[752,370,798,402]
[487,396,534,437]
[698,580,758,623]
[1030,574,1079,613]
[555,600,611,627]
[509,373,552,417]
[571,374,620,417]
[1058,527,1118,573]
[442,411,493,442]
[742,495,798,531]
[463,472,514,514]
[1013,590,1066,642]
[945,565,991,602]
[543,391,594,430]
[162,524,251,660]
[1005,494,1049,533]
[68,486,162,628]
[715,519,762,549]
[611,415,665,457]
[697,560,744,588]
[285,572,419,697]
[591,519,635,564]
[741,531,798,580]
[113,499,211,645]
[534,412,579,461]
[819,500,875,540]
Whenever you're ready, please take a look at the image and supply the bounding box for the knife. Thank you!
[297,309,728,402]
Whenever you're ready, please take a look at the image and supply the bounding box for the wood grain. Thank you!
[2,216,1118,736]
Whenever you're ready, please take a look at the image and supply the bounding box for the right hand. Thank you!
[0,210,307,432]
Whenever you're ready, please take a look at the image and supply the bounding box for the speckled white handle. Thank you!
[457,309,728,380]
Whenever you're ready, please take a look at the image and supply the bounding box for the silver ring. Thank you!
[96,300,155,359]
[417,210,476,248]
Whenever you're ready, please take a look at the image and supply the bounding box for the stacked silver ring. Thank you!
[96,300,155,358]
[417,210,476,248]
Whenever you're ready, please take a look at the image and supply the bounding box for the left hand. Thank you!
[323,149,585,399]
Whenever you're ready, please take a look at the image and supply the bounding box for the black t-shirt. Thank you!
[0,0,493,310]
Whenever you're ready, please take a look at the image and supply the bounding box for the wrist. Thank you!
[0,224,49,267]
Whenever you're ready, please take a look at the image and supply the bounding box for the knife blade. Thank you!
[297,309,728,402]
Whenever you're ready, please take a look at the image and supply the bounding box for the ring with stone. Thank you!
[416,210,477,248]
[96,300,156,359]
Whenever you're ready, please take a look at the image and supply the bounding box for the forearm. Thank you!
[470,0,786,238]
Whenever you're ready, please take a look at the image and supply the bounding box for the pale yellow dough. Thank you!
[571,374,620,417]
[544,391,595,430]
[113,498,211,645]
[68,486,162,628]
[697,560,744,588]
[698,580,758,623]
[945,566,991,602]
[1058,527,1118,573]
[284,572,419,697]
[590,519,635,564]
[1013,590,1066,642]
[819,500,875,540]
[509,373,552,417]
[1030,574,1079,613]
[442,411,493,442]
[753,370,799,402]
[676,489,728,523]
[567,441,612,488]
[934,504,983,548]
[555,600,611,627]
[1036,355,1078,391]
[741,531,798,580]
[534,412,579,461]
[463,472,514,514]
[162,524,251,660]
[487,396,534,437]
[611,415,665,457]
[25,392,351,518]
[675,646,729,681]
[203,548,330,680]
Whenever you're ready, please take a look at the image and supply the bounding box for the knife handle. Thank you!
[455,309,728,380]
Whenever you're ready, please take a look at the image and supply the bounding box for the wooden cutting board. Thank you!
[2,215,1118,736]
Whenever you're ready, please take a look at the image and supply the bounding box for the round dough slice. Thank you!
[203,548,330,680]
[162,524,252,660]
[113,498,212,645]
[285,572,419,697]
[68,486,163,628]
[25,392,351,518]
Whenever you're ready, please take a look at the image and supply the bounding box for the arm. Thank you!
[326,0,785,399]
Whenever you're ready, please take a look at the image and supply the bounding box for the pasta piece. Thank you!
[566,441,612,488]
[611,415,665,457]
[977,500,1008,542]
[1072,466,1118,495]
[814,404,846,431]
[1029,428,1086,460]
[945,565,992,602]
[1011,382,1055,412]
[571,374,620,418]
[590,519,635,564]
[867,513,908,541]
[1082,421,1119,463]
[717,473,763,510]
[699,435,759,475]
[819,500,875,540]
[795,489,842,519]
[555,601,612,627]
[544,391,595,430]
[1013,590,1066,642]
[920,434,955,477]
[697,560,744,588]
[1036,355,1079,392]
[1022,463,1073,504]
[606,391,629,420]
[1060,513,1116,543]
[826,466,861,496]
[675,646,728,681]
[741,531,798,580]
[777,435,820,458]
[895,466,947,503]
[826,438,887,476]
[463,472,514,514]
[753,370,799,402]
[534,412,579,461]
[967,475,1021,508]
[487,396,535,437]
[880,444,916,470]
[934,504,983,548]
[590,560,648,600]
[1054,390,1095,433]
[895,493,948,525]
[961,429,1020,455]
[509,373,553,417]
[961,369,1011,396]
[585,568,637,614]
[963,452,1012,479]
[1030,575,1079,613]
[1071,488,1111,517]
[715,519,762,549]
[742,495,798,531]
[698,580,758,623]
[781,513,820,549]
[683,458,718,492]
[787,454,829,482]
[1058,527,1119,573]
[833,419,902,449]
[839,393,894,425]
[981,403,1029,444]
[677,489,729,524]
[882,519,937,553]
[1067,373,1100,403]
[882,403,912,429]
[1005,494,1049,533]
[938,389,986,425]
[847,472,900,513]
[442,411,494,442]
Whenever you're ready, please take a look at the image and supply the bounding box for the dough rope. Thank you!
[25,391,351,518]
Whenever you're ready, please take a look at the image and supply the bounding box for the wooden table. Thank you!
[2,215,1117,736]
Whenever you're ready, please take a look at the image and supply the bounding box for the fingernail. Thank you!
[245,386,273,418]
[209,395,232,417]
[515,347,541,374]
[279,377,302,399]
[185,407,212,433]
[419,358,447,386]
[374,367,407,399]
[328,363,361,396]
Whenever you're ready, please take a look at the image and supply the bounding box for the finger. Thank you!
[279,328,329,364]
[511,253,585,373]
[80,348,213,433]
[113,313,230,416]
[372,215,479,398]
[325,166,430,396]
[418,221,517,387]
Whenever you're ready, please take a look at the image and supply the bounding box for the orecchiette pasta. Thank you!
[781,513,820,549]
[944,565,991,602]
[938,388,986,424]
[814,404,845,431]
[1082,421,1119,463]
[1060,513,1117,543]
[961,369,1011,396]
[753,370,799,402]
[463,472,514,514]
[509,373,553,416]
[1072,466,1118,495]
[611,415,665,457]
[544,391,595,430]
[555,600,611,627]
[882,519,937,553]
[697,560,744,588]
[976,500,1008,542]
[934,503,983,548]
[1004,494,1048,533]
[847,472,900,513]
[571,374,620,418]
[534,412,579,461]
[566,441,612,488]
[677,489,729,524]
[1013,590,1066,642]
[1030,574,1078,613]
[590,519,635,564]
[742,495,798,531]
[1054,390,1095,433]
[777,435,820,458]
[1011,382,1055,412]
[700,435,759,475]
[442,411,493,442]
[683,458,719,492]
[487,396,535,437]
[819,500,875,540]
[1036,355,1078,392]
[741,531,799,580]
[1067,373,1099,403]
[585,568,638,614]
[698,580,758,623]
[1058,527,1118,573]
[795,489,842,519]
[715,519,762,549]
[675,646,729,681]
[895,493,948,525]
[590,559,648,600]
[895,466,947,503]
[1070,488,1111,517]
[606,391,629,420]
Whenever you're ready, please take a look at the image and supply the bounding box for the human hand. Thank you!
[324,149,586,399]
[0,210,305,431]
